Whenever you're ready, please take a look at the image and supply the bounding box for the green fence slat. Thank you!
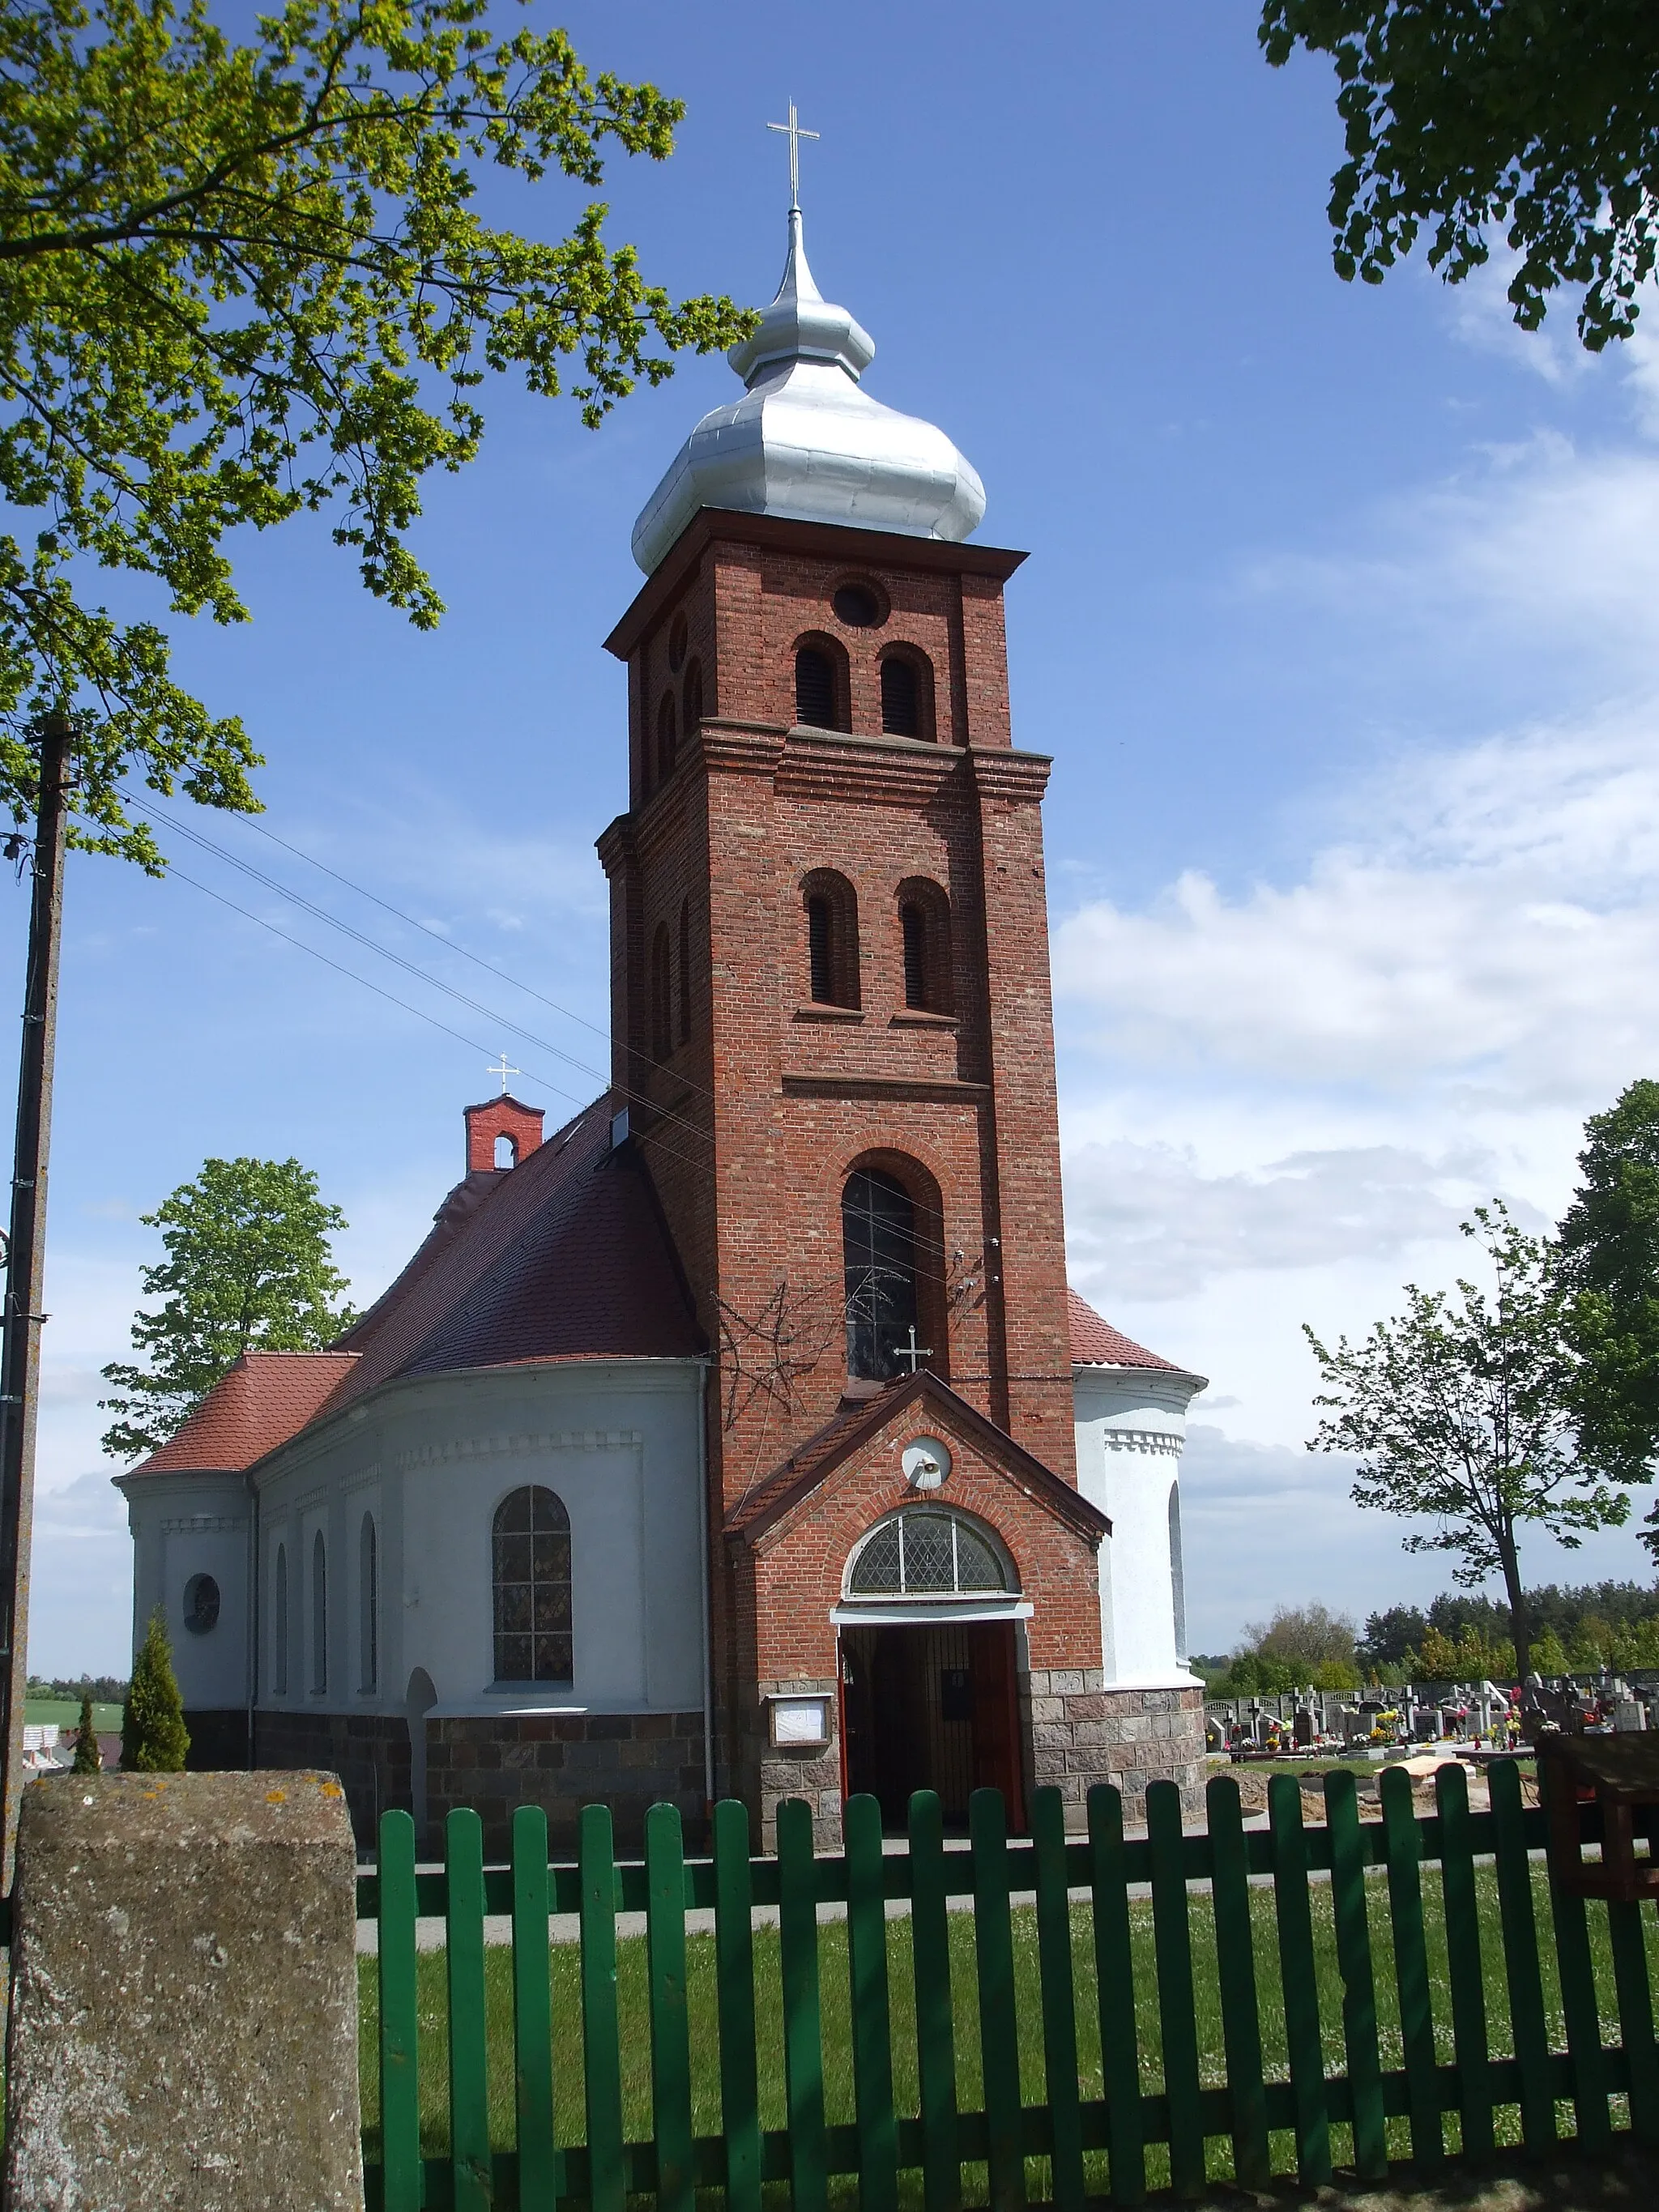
[1607,1890,1659,2142]
[1267,1774,1332,2187]
[1145,1779,1205,2199]
[1087,1784,1145,2206]
[1323,1767,1387,2182]
[376,1810,423,2212]
[777,1798,830,2212]
[646,1802,695,2212]
[1031,1787,1086,2212]
[1432,1761,1494,2162]
[1539,1765,1612,2150]
[510,1805,557,2212]
[714,1798,763,2212]
[578,1803,625,2212]
[445,1809,493,2212]
[1489,1756,1555,2155]
[1378,1763,1443,2172]
[908,1790,962,2212]
[970,1787,1027,2212]
[1205,1775,1270,2191]
[847,1791,901,2212]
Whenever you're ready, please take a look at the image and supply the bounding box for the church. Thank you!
[118,195,1209,1854]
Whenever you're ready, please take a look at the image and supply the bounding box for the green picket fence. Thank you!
[356,1762,1659,2210]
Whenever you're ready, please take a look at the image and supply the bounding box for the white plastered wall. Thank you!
[116,1471,252,1711]
[1073,1365,1205,1691]
[251,1358,705,1722]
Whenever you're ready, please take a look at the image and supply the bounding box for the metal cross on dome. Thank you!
[767,100,819,212]
[488,1052,520,1094]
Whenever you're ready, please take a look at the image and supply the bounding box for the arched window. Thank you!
[677,897,693,1045]
[898,878,952,1012]
[310,1529,327,1695]
[650,921,673,1060]
[881,654,918,736]
[802,871,859,1008]
[493,1485,573,1684]
[795,636,848,731]
[273,1543,288,1694]
[667,610,689,671]
[657,693,677,784]
[360,1513,378,1692]
[843,1166,919,1379]
[682,658,703,737]
[494,1132,518,1169]
[847,1508,1015,1596]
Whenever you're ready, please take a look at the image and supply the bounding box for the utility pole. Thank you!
[0,712,68,1885]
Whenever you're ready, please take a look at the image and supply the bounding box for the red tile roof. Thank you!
[128,1097,702,1476]
[1067,1289,1183,1371]
[129,1350,360,1475]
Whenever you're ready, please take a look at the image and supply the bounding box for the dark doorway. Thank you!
[839,1621,1025,1831]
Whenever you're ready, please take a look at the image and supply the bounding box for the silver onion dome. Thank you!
[629,211,987,574]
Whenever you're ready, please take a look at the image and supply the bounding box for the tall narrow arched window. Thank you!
[794,635,849,731]
[360,1512,378,1692]
[802,871,859,1008]
[310,1529,327,1695]
[677,897,693,1045]
[650,921,673,1060]
[881,654,919,736]
[273,1542,289,1695]
[657,694,677,784]
[897,879,952,1013]
[843,1167,919,1380]
[682,658,703,738]
[493,1485,573,1684]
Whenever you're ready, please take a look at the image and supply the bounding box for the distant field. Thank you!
[23,1698,123,1733]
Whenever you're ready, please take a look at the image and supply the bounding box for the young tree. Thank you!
[1557,1079,1659,1556]
[71,1692,101,1775]
[0,0,750,864]
[1260,2,1659,352]
[100,1157,356,1459]
[1305,1204,1630,1680]
[121,1607,190,1771]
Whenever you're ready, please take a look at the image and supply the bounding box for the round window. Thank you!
[832,582,885,629]
[182,1572,220,1635]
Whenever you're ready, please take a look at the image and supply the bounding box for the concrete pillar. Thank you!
[5,1770,362,2210]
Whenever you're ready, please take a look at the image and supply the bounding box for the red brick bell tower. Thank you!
[598,211,1109,1838]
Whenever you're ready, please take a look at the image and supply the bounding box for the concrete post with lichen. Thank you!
[3,1769,363,2211]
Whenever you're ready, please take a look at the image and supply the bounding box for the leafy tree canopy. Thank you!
[1559,1078,1659,1554]
[1260,2,1659,350]
[0,0,751,866]
[100,1154,356,1458]
[1305,1202,1630,1678]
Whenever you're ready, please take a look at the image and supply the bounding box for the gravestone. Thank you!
[5,1769,362,2211]
[1292,1707,1314,1748]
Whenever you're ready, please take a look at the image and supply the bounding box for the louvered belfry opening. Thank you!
[795,644,838,729]
[881,654,921,736]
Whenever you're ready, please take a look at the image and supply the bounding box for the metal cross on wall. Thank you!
[893,1325,932,1375]
[767,100,819,212]
[488,1053,520,1094]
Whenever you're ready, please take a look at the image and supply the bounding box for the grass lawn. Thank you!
[23,1698,122,1733]
[356,1860,1658,2195]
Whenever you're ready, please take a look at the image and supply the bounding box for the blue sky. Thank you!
[22,2,1659,1674]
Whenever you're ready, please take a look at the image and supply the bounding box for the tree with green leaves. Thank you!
[1305,1203,1631,1679]
[0,0,750,866]
[121,1606,190,1771]
[100,1155,356,1459]
[71,1691,101,1774]
[1558,1078,1659,1557]
[1260,2,1659,351]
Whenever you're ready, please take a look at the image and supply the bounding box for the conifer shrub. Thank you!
[71,1692,101,1775]
[121,1607,190,1772]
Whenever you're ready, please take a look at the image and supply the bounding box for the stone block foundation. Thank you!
[1024,1674,1206,1826]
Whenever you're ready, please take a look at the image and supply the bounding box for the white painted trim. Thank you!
[830,1597,1034,1626]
